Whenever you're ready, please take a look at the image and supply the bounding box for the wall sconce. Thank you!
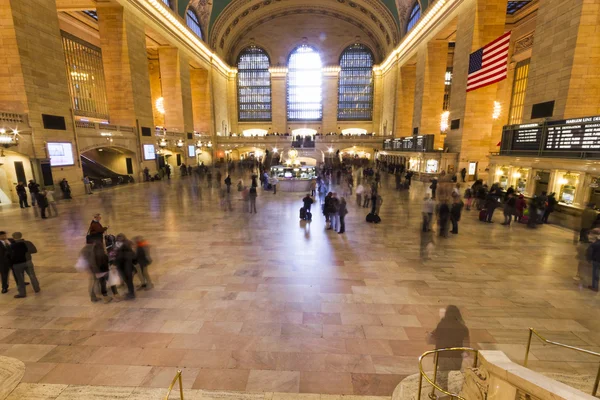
[272,147,278,153]
[513,172,522,179]
[495,169,504,176]
[440,111,450,133]
[207,141,212,148]
[328,147,334,153]
[158,138,168,148]
[176,139,184,148]
[492,101,502,120]
[0,128,19,148]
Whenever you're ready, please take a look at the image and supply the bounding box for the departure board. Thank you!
[510,123,543,151]
[402,137,414,150]
[545,116,600,151]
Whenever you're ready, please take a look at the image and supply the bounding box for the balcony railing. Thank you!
[75,121,136,136]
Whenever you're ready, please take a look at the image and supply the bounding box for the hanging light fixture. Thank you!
[176,139,184,148]
[0,128,19,148]
[158,138,168,148]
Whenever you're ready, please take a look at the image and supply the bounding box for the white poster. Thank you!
[468,162,477,175]
[48,142,74,166]
[143,144,156,160]
[188,145,195,158]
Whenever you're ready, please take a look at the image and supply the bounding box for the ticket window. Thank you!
[534,171,550,197]
[512,168,529,194]
[589,178,600,208]
[426,159,439,173]
[409,158,420,171]
[495,166,510,189]
[557,172,580,205]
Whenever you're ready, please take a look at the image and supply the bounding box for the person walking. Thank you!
[16,182,29,208]
[302,194,314,219]
[28,180,40,206]
[328,193,340,231]
[166,164,172,180]
[437,199,450,238]
[310,180,316,197]
[87,213,108,244]
[115,234,136,300]
[450,194,464,234]
[541,192,557,224]
[502,193,517,226]
[338,197,348,234]
[59,178,72,199]
[224,175,232,193]
[269,175,279,194]
[363,185,371,208]
[464,187,473,211]
[374,193,383,216]
[460,168,467,183]
[430,178,438,200]
[10,232,40,298]
[586,229,600,292]
[580,203,598,243]
[248,185,257,213]
[515,194,527,222]
[36,190,49,219]
[422,194,435,232]
[83,176,93,194]
[0,232,14,294]
[356,183,364,207]
[134,236,153,290]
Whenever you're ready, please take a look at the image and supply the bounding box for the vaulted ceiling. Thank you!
[179,0,430,63]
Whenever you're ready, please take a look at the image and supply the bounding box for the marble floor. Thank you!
[0,170,599,396]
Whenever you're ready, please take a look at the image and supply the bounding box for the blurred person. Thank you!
[437,198,450,238]
[338,197,348,234]
[422,194,435,232]
[143,167,150,182]
[460,167,467,182]
[248,185,257,213]
[328,193,340,231]
[207,170,213,188]
[216,170,222,188]
[464,187,473,211]
[166,164,171,180]
[224,175,232,193]
[83,176,93,194]
[302,194,314,218]
[269,174,279,194]
[363,185,371,208]
[580,203,598,243]
[10,232,40,298]
[323,192,333,225]
[355,183,364,207]
[36,190,49,219]
[0,232,14,294]
[80,241,112,303]
[586,228,600,292]
[45,189,58,217]
[430,177,438,200]
[450,194,464,234]
[134,236,153,290]
[310,180,317,196]
[374,193,383,216]
[515,194,527,222]
[16,182,29,208]
[115,233,136,300]
[87,213,108,244]
[28,180,40,206]
[59,178,72,199]
[427,305,470,392]
[502,193,516,226]
[541,192,557,224]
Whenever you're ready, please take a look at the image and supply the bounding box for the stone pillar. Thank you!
[322,70,339,133]
[395,65,416,138]
[97,4,154,129]
[271,70,287,133]
[190,68,213,134]
[0,0,85,195]
[227,72,238,134]
[148,58,164,127]
[380,63,398,136]
[158,47,194,133]
[523,0,600,121]
[413,41,448,150]
[372,70,383,134]
[444,0,507,178]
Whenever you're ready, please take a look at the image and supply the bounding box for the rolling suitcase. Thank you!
[366,213,382,224]
[300,207,306,220]
[479,209,487,222]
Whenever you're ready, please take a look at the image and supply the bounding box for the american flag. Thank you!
[467,31,512,92]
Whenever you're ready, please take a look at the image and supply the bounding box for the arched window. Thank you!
[186,9,204,39]
[161,0,172,9]
[406,2,421,32]
[337,44,374,121]
[287,45,322,121]
[237,46,272,121]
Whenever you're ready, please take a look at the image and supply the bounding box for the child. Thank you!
[134,236,153,290]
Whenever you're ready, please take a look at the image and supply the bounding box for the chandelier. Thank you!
[0,128,19,148]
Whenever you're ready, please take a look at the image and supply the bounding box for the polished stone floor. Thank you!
[0,170,599,396]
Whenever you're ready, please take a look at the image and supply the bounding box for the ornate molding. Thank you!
[514,32,534,54]
[225,8,385,63]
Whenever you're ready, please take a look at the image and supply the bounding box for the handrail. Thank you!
[417,347,478,400]
[524,327,600,396]
[164,369,184,400]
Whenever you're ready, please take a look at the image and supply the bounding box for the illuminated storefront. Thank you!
[511,168,530,194]
[555,172,580,205]
[495,166,510,189]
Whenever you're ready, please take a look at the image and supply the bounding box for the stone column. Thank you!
[395,65,416,138]
[158,47,194,133]
[372,69,383,134]
[148,58,164,127]
[190,68,213,134]
[523,0,600,121]
[270,70,287,133]
[322,70,339,133]
[97,4,154,129]
[0,0,85,195]
[413,41,448,150]
[444,0,507,178]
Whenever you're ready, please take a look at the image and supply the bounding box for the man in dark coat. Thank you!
[16,182,29,208]
[28,180,40,207]
[0,231,13,294]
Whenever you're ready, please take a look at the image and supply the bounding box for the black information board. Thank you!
[510,123,543,151]
[382,135,434,152]
[545,116,600,151]
[402,137,414,150]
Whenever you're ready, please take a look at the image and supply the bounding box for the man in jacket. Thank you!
[16,182,29,208]
[28,180,40,206]
[0,232,13,293]
[87,213,108,244]
[10,232,40,298]
[586,229,600,292]
[450,194,464,234]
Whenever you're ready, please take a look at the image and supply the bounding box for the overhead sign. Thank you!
[510,123,543,151]
[545,117,600,151]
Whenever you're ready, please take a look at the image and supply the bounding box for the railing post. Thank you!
[593,363,600,396]
[524,328,533,367]
[430,352,439,399]
[178,370,184,400]
[417,371,423,400]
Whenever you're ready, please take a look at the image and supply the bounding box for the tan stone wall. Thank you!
[148,57,164,127]
[212,69,230,136]
[271,73,287,133]
[190,68,212,134]
[396,65,416,138]
[322,73,339,133]
[158,47,194,133]
[380,64,398,136]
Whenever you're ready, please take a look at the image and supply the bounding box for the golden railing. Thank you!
[524,327,600,396]
[164,369,184,400]
[417,347,478,400]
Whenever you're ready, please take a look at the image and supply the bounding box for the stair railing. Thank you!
[524,327,600,396]
[164,369,184,400]
[417,347,478,400]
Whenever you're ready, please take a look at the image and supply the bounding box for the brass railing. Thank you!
[417,347,478,400]
[164,369,184,400]
[524,327,600,396]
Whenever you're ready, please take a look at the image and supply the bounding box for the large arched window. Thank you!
[337,44,374,121]
[406,2,421,32]
[237,46,272,121]
[186,9,204,40]
[287,45,322,121]
[161,0,172,9]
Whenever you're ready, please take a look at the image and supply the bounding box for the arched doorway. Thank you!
[80,146,137,188]
[0,148,34,204]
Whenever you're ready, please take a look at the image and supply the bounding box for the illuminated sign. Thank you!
[48,142,74,166]
[143,144,156,160]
